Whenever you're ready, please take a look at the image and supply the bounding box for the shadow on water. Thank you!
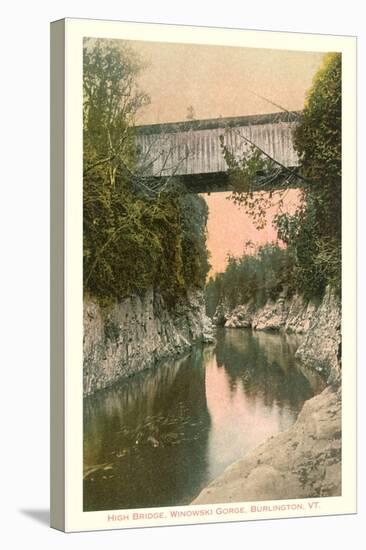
[84,348,211,511]
[84,328,324,511]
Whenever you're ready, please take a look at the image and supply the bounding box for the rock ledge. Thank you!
[192,387,341,505]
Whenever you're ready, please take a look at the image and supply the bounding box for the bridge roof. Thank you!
[135,110,300,135]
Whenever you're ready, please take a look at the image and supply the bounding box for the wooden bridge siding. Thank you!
[136,121,299,177]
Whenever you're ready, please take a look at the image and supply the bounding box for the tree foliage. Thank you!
[205,243,295,316]
[83,38,150,185]
[220,139,280,230]
[285,52,342,297]
[218,53,342,300]
[83,39,210,306]
[294,52,342,236]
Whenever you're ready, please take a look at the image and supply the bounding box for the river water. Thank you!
[83,328,324,511]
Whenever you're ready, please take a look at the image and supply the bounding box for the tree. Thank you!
[294,52,341,242]
[204,244,295,317]
[83,38,150,185]
[219,138,282,230]
[218,53,342,298]
[285,52,342,296]
[83,40,210,305]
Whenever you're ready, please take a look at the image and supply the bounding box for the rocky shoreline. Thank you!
[214,286,341,387]
[192,386,341,504]
[192,285,342,505]
[83,288,214,396]
[84,282,342,504]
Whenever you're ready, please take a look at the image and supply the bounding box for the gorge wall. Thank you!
[192,287,342,505]
[214,286,341,386]
[83,289,214,396]
[192,386,341,504]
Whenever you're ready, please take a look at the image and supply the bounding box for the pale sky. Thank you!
[118,39,325,274]
[203,190,300,275]
[127,40,325,124]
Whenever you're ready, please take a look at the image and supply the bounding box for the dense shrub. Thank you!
[83,39,210,307]
[205,244,295,316]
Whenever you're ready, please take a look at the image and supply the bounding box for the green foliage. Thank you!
[281,52,342,297]
[83,38,150,184]
[83,40,210,306]
[273,198,325,299]
[293,52,342,243]
[294,53,342,212]
[205,244,295,316]
[218,53,342,301]
[178,194,211,289]
[220,137,281,230]
[275,202,341,299]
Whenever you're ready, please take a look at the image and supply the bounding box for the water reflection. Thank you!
[84,328,324,511]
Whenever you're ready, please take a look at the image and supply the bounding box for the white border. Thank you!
[62,18,356,532]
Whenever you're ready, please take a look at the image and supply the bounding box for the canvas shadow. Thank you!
[19,509,50,527]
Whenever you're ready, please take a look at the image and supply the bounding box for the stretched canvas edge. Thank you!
[50,17,357,532]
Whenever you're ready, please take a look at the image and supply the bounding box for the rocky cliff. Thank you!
[84,289,214,396]
[192,386,341,505]
[214,286,341,386]
[192,287,342,505]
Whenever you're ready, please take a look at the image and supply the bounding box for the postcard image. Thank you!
[50,19,356,532]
